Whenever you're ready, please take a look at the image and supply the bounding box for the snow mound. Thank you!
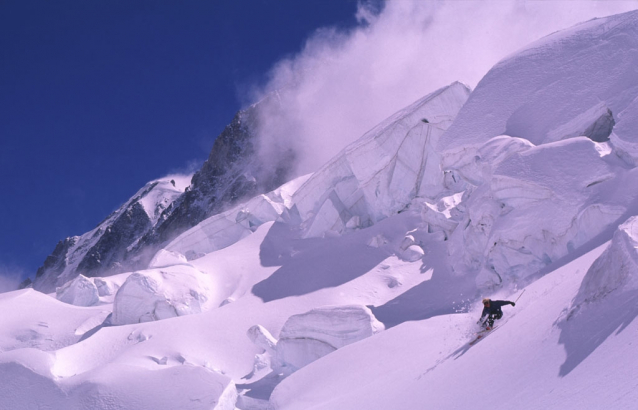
[111,265,214,325]
[291,82,470,239]
[0,352,237,410]
[275,305,384,372]
[574,216,638,305]
[148,249,188,268]
[55,274,99,307]
[0,290,107,352]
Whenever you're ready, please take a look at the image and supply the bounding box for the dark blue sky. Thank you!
[0,0,360,279]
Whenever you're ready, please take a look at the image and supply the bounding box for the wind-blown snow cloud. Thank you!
[246,0,638,176]
[0,263,23,293]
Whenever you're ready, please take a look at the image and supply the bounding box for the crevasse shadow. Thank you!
[252,222,390,302]
[236,372,285,401]
[557,289,638,377]
[370,240,478,329]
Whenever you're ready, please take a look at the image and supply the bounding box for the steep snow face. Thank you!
[137,177,191,225]
[438,10,638,153]
[291,82,470,238]
[574,216,638,305]
[444,136,634,288]
[34,175,190,293]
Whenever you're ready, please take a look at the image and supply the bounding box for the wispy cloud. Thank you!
[0,262,25,293]
[245,0,638,176]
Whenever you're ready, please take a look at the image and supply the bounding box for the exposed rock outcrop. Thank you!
[34,99,295,293]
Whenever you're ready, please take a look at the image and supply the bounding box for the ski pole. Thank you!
[514,289,526,304]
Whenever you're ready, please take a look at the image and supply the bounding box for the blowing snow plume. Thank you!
[246,0,638,177]
[0,263,23,293]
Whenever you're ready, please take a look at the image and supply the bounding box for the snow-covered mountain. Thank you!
[33,176,191,293]
[4,9,638,410]
[33,99,295,293]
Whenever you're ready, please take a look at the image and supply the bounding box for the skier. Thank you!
[477,298,515,329]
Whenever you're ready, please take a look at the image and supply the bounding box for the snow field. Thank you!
[271,243,638,410]
[0,215,434,409]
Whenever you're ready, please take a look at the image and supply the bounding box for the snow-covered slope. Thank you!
[438,10,638,153]
[270,243,638,410]
[4,9,638,410]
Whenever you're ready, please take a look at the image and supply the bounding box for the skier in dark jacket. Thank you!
[478,298,515,329]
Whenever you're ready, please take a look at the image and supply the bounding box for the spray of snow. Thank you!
[245,0,638,176]
[0,263,23,293]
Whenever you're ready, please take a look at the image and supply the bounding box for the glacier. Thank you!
[4,8,638,410]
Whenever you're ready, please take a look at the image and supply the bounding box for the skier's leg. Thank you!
[487,315,495,328]
[494,311,503,322]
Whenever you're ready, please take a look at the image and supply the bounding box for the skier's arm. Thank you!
[493,300,515,308]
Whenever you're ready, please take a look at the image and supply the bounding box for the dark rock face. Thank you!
[35,237,78,279]
[34,237,78,292]
[150,106,292,245]
[584,108,615,143]
[18,277,33,290]
[77,202,152,276]
[33,194,157,293]
[34,100,296,291]
[126,104,295,269]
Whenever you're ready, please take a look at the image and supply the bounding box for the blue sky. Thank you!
[0,0,360,280]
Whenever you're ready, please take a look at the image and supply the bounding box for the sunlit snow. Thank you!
[3,9,638,410]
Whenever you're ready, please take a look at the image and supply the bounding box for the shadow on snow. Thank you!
[251,222,389,303]
[370,240,477,329]
[557,289,638,376]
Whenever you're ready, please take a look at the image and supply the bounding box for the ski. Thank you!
[469,326,497,345]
